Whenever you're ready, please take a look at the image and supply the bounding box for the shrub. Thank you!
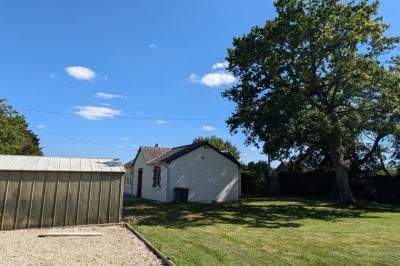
[278,170,400,204]
[241,169,268,194]
[279,171,336,196]
[351,175,400,204]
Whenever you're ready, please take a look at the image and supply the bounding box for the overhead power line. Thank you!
[15,108,226,121]
[39,128,138,152]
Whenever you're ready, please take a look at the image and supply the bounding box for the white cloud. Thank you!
[37,124,45,129]
[243,153,250,157]
[190,71,236,88]
[156,120,167,124]
[212,61,229,70]
[95,92,126,99]
[131,144,138,148]
[190,61,236,88]
[65,66,96,81]
[148,44,157,49]
[74,106,121,120]
[120,137,128,141]
[201,125,216,131]
[201,72,236,87]
[249,146,259,151]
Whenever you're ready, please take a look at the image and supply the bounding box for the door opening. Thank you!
[137,168,143,198]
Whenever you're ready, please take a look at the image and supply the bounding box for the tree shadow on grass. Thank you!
[123,196,398,229]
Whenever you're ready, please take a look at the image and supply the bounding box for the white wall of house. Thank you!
[141,163,168,202]
[127,151,168,202]
[167,145,240,202]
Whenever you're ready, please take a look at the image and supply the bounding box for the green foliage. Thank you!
[193,135,240,160]
[223,0,400,202]
[0,99,42,155]
[242,161,271,194]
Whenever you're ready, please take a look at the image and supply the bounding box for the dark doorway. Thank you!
[137,168,143,198]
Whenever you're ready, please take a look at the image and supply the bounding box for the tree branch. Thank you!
[356,133,387,167]
[378,148,392,177]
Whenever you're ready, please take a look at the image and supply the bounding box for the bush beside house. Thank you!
[241,161,270,194]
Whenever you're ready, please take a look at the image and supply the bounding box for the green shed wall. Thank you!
[0,171,124,230]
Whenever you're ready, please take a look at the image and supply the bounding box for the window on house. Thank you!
[129,171,134,185]
[125,172,129,184]
[152,166,161,188]
[125,171,134,185]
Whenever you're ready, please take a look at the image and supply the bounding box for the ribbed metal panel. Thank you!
[0,171,124,230]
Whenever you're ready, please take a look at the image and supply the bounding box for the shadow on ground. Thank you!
[123,196,399,229]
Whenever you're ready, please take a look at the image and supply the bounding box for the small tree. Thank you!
[245,161,271,194]
[223,0,400,204]
[193,136,240,160]
[0,99,43,155]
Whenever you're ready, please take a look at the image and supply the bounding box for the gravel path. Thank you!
[0,225,163,266]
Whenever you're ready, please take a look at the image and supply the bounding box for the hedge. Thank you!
[278,171,400,204]
[279,171,336,196]
[241,170,267,194]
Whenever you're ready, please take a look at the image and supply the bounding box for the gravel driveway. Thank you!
[0,224,163,266]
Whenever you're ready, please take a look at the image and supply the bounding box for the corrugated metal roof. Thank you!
[0,155,125,173]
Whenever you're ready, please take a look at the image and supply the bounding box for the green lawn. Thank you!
[123,196,400,266]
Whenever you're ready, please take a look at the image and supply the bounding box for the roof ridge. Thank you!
[140,146,171,150]
[140,142,206,151]
[169,144,192,149]
[169,142,207,150]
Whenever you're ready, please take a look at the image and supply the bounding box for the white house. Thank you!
[124,142,241,202]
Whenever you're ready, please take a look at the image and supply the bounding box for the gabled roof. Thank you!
[0,155,125,173]
[129,142,241,167]
[141,146,171,162]
[149,142,205,164]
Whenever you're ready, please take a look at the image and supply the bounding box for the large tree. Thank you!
[223,0,400,204]
[0,99,43,155]
[193,136,241,160]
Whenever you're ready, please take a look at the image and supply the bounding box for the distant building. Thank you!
[124,142,241,202]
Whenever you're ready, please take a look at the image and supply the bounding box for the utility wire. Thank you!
[16,108,226,121]
[39,128,138,152]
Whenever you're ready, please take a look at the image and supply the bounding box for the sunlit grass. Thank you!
[124,196,400,265]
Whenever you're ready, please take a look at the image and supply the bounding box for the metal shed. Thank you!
[0,155,125,230]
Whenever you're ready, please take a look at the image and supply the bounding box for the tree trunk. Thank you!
[329,133,355,204]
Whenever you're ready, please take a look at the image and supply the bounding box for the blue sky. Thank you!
[1,1,399,164]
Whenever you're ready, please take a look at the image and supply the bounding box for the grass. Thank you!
[124,196,400,266]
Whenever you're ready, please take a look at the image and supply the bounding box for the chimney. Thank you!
[155,143,159,148]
